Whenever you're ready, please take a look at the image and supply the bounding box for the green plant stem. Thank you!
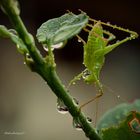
[0,1,102,139]
[9,15,43,65]
[37,65,101,140]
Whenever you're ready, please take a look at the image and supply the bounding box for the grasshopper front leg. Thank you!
[67,35,86,88]
[94,33,138,56]
[103,34,138,55]
[79,71,104,109]
[103,30,116,42]
[68,72,84,88]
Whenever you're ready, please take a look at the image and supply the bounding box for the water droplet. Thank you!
[57,98,68,114]
[78,39,82,42]
[107,22,110,25]
[86,117,92,123]
[43,45,54,52]
[73,118,82,131]
[73,98,79,105]
[82,69,91,79]
[17,44,20,49]
[43,42,64,52]
[9,29,17,35]
[117,95,121,99]
[72,82,76,85]
[96,129,100,134]
[113,25,117,29]
[116,40,120,43]
[52,42,64,49]
[26,53,31,59]
[130,34,136,39]
[129,118,140,134]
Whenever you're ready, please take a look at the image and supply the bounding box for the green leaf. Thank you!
[97,99,140,129]
[100,112,140,140]
[36,12,88,46]
[97,99,140,140]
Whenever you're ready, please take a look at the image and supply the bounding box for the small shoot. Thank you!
[0,25,28,54]
[0,0,20,16]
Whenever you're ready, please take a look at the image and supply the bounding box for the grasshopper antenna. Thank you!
[89,18,138,38]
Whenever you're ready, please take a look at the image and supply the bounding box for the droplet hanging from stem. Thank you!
[56,98,68,114]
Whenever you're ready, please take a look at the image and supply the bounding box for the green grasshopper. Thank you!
[69,17,138,108]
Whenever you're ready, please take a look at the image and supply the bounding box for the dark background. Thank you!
[0,0,140,140]
[1,0,140,60]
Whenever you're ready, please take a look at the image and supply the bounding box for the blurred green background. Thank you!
[0,0,140,140]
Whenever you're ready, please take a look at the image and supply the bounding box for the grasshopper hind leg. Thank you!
[79,84,103,109]
[80,73,104,109]
[79,84,103,126]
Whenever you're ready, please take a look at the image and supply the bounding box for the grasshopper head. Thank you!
[92,22,103,37]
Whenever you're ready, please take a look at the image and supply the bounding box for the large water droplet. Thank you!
[52,42,64,49]
[82,69,91,79]
[57,98,68,114]
[78,39,82,43]
[43,45,54,52]
[43,42,64,52]
[129,117,140,134]
[73,118,82,131]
